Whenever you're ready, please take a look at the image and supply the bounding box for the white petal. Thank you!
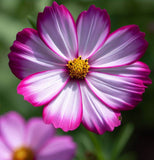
[43,81,82,131]
[86,71,146,111]
[90,25,148,68]
[17,69,69,106]
[77,5,110,59]
[37,2,78,60]
[91,61,152,85]
[80,82,121,134]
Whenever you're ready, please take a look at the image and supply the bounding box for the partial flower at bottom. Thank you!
[0,111,76,160]
[8,2,151,134]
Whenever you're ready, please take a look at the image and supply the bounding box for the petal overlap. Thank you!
[25,118,55,152]
[37,2,78,60]
[80,82,121,134]
[91,61,152,85]
[43,81,82,131]
[17,69,69,107]
[77,5,110,59]
[86,71,146,111]
[37,137,76,160]
[9,28,66,80]
[90,25,148,68]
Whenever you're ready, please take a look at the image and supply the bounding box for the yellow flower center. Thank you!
[67,56,90,79]
[13,147,35,160]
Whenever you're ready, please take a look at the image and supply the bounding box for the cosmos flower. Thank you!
[9,2,151,134]
[0,111,76,160]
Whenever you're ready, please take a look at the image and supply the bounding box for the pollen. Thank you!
[67,56,90,79]
[13,147,35,160]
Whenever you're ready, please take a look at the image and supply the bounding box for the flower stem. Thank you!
[87,131,105,160]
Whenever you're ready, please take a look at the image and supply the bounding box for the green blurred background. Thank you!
[0,0,154,160]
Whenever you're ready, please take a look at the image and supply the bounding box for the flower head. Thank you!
[0,111,76,160]
[9,2,151,134]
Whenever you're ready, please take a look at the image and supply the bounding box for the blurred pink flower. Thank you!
[9,2,151,134]
[0,112,76,160]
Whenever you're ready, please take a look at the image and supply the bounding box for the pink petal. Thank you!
[43,81,82,131]
[37,2,78,60]
[17,69,69,107]
[9,28,66,80]
[90,25,148,68]
[25,118,55,152]
[77,5,110,59]
[91,61,152,85]
[37,136,76,160]
[0,137,12,159]
[86,71,146,111]
[80,82,121,134]
[0,112,25,149]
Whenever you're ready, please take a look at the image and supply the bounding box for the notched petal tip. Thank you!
[80,82,122,135]
[42,81,82,132]
[82,111,121,135]
[43,106,81,132]
[90,24,149,68]
[37,1,78,60]
[76,3,111,59]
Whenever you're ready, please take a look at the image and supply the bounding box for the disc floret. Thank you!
[13,147,34,160]
[67,56,90,79]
